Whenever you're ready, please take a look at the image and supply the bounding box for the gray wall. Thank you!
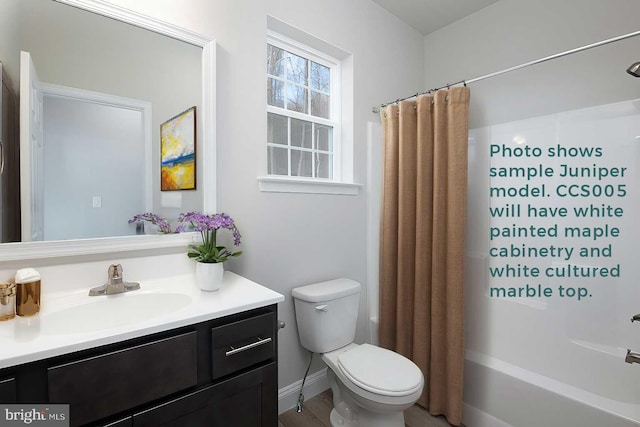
[0,1,20,93]
[102,0,425,389]
[424,0,640,129]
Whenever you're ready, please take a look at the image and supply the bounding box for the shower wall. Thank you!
[424,0,640,425]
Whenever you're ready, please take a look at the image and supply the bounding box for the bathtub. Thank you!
[460,236,640,427]
[463,349,640,427]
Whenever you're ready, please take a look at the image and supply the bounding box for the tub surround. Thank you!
[0,270,284,369]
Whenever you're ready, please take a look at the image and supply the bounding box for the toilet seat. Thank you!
[336,344,423,397]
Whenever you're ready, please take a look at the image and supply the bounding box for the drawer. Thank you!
[211,312,274,380]
[0,377,16,403]
[48,331,197,426]
[133,363,271,427]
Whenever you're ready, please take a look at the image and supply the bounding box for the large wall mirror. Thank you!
[0,0,215,260]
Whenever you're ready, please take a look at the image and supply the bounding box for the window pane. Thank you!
[267,113,288,145]
[315,125,332,151]
[267,78,284,108]
[291,149,312,177]
[291,118,312,149]
[316,153,332,179]
[286,52,308,85]
[268,146,289,175]
[267,44,285,78]
[310,62,330,92]
[286,84,308,113]
[311,91,329,119]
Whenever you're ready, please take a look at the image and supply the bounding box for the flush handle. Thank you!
[315,305,328,312]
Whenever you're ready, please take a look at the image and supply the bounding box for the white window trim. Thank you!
[257,175,362,195]
[260,25,360,195]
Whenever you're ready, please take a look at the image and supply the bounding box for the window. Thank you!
[266,33,340,180]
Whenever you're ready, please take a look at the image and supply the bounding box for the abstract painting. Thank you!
[161,106,196,190]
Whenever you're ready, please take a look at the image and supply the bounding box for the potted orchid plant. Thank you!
[176,212,242,291]
[175,212,243,263]
[128,211,242,291]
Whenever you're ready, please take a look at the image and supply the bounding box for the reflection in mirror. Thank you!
[42,90,151,241]
[0,0,204,243]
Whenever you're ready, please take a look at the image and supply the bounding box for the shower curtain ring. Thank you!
[463,81,467,87]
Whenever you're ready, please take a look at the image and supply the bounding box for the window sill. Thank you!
[257,176,362,195]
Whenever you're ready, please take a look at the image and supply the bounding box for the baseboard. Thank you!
[462,403,512,427]
[278,368,329,414]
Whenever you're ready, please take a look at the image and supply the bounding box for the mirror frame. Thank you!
[0,0,216,261]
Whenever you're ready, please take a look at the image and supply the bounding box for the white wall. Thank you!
[102,0,425,395]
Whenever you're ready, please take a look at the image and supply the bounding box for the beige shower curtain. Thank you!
[379,87,470,426]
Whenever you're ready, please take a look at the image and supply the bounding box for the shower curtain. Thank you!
[378,87,470,426]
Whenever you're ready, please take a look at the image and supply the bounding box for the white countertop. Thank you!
[0,272,284,369]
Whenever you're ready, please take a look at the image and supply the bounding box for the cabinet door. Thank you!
[133,362,277,427]
[0,377,16,403]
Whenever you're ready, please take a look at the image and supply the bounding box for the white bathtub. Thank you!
[463,349,640,427]
[462,248,640,427]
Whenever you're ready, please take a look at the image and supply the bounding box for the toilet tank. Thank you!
[292,278,361,353]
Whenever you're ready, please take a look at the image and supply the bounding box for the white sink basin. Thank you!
[41,292,192,334]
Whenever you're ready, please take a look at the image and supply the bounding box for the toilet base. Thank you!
[327,368,407,427]
[329,407,405,427]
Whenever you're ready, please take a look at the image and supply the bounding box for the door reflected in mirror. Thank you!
[0,0,204,243]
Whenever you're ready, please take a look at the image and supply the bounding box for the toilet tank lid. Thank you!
[292,278,361,303]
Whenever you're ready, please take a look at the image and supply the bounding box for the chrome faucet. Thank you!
[88,264,140,296]
[631,314,640,323]
[625,349,640,364]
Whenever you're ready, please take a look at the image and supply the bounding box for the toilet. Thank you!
[292,278,424,427]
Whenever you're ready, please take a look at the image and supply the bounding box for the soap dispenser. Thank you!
[15,268,41,317]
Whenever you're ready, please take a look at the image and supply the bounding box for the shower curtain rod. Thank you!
[372,29,640,114]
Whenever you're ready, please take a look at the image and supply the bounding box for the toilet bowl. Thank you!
[292,279,424,427]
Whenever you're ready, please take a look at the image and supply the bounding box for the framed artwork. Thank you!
[161,106,196,190]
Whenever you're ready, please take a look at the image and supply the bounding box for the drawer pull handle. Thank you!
[226,336,272,356]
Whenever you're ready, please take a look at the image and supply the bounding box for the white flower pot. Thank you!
[195,262,224,292]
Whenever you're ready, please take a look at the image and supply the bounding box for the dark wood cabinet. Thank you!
[133,362,276,427]
[49,331,198,426]
[0,305,278,427]
[0,377,16,403]
[211,311,275,380]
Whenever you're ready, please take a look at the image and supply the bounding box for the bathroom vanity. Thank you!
[0,272,284,426]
